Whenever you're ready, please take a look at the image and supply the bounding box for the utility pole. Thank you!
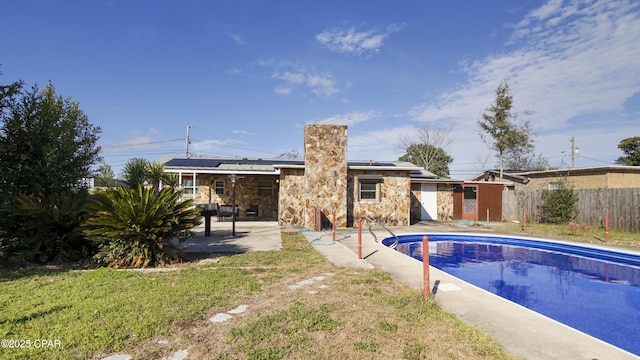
[570,135,580,168]
[185,124,191,157]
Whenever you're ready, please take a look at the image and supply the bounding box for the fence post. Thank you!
[523,209,527,233]
[605,213,609,243]
[422,235,430,296]
[357,219,362,260]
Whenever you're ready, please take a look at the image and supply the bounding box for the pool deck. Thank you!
[180,220,639,360]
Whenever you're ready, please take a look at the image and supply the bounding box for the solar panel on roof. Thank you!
[163,158,305,168]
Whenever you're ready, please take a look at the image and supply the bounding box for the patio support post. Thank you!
[192,171,196,201]
[230,174,237,237]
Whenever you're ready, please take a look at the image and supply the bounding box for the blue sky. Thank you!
[2,0,639,178]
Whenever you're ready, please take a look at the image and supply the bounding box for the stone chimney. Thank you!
[303,124,348,228]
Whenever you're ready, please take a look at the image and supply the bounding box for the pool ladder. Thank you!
[368,221,399,249]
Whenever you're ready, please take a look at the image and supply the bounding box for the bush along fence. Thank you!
[503,188,640,232]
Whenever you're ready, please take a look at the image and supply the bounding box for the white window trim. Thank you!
[214,180,225,195]
[548,182,562,191]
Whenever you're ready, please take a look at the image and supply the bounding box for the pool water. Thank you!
[386,233,640,356]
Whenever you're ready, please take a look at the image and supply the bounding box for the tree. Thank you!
[399,125,454,177]
[94,162,117,188]
[478,79,533,180]
[503,147,549,171]
[277,148,301,159]
[399,144,453,177]
[541,182,578,224]
[0,83,101,201]
[0,69,23,112]
[146,161,167,192]
[121,158,172,191]
[0,82,101,261]
[615,136,640,166]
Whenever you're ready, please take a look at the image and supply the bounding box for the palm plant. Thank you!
[83,185,201,268]
[6,191,93,263]
[146,161,166,192]
[122,158,149,189]
[162,173,179,188]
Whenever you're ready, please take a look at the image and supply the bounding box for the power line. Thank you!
[100,138,183,149]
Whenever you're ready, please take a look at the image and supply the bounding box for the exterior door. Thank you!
[420,183,438,221]
[462,185,477,221]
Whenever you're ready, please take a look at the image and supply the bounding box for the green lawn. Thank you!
[498,222,640,248]
[0,233,515,360]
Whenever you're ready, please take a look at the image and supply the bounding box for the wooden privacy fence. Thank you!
[503,188,640,232]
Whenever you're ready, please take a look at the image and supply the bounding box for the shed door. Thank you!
[462,185,477,221]
[420,183,438,221]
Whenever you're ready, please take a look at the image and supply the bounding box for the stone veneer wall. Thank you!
[303,124,348,228]
[409,183,455,222]
[349,170,411,227]
[410,183,422,224]
[436,183,454,221]
[182,174,279,219]
[278,168,305,226]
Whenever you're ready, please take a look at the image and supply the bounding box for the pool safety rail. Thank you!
[368,221,399,249]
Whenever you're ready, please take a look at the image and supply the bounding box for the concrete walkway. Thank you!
[171,220,283,254]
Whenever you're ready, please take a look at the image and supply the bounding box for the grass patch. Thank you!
[500,222,640,248]
[1,233,515,360]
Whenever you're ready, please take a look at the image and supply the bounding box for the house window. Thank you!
[258,179,274,196]
[214,180,225,195]
[463,186,477,213]
[183,179,200,195]
[548,182,562,191]
[358,175,383,202]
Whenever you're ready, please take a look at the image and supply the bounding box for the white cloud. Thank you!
[316,24,404,56]
[269,67,342,98]
[272,71,306,84]
[191,139,241,155]
[347,125,416,161]
[224,31,245,45]
[314,110,378,126]
[232,129,252,135]
[409,0,640,173]
[306,74,340,97]
[274,86,292,95]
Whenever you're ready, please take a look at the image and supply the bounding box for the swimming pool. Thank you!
[383,233,640,356]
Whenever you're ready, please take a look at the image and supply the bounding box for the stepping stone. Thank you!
[228,304,248,314]
[102,355,131,360]
[162,349,188,360]
[210,313,233,323]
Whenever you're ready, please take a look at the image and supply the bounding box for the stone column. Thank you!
[304,124,348,228]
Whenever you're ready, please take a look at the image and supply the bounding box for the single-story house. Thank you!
[164,124,476,228]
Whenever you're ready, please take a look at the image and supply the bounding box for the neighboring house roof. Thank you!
[471,165,640,183]
[512,165,640,177]
[470,170,530,184]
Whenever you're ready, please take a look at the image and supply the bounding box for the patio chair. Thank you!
[245,205,258,218]
[218,205,239,221]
